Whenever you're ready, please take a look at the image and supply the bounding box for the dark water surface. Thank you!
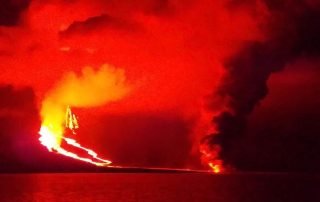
[0,173,319,202]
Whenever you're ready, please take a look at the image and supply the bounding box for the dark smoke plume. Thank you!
[0,0,30,26]
[60,14,141,38]
[201,0,320,168]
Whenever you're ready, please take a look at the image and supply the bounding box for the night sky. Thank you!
[0,0,319,172]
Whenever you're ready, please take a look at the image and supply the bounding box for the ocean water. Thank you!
[0,173,319,202]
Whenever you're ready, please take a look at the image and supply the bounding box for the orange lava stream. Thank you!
[63,137,112,165]
[39,107,112,167]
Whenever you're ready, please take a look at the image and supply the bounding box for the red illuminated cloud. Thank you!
[0,0,263,112]
[0,0,319,170]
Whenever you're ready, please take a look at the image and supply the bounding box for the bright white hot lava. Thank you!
[39,106,112,166]
[38,65,130,167]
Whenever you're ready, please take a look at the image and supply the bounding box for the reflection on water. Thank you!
[0,173,319,202]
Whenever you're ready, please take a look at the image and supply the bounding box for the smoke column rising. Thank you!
[200,0,320,170]
[40,64,129,148]
[0,0,319,170]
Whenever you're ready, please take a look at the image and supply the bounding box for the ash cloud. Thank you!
[60,14,141,38]
[0,0,30,26]
[0,0,319,171]
[203,0,320,167]
[244,59,320,171]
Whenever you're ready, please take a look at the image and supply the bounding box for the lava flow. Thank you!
[39,106,112,166]
[38,65,129,167]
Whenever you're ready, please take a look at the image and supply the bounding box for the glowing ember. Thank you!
[208,162,222,173]
[39,106,112,166]
[200,142,223,173]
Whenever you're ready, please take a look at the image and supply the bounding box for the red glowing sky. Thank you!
[0,0,319,171]
[0,0,264,112]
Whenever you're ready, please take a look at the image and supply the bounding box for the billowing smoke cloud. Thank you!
[44,65,128,108]
[0,0,30,26]
[40,64,129,147]
[0,0,319,171]
[200,0,320,169]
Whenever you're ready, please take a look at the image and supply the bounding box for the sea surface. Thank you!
[0,173,319,202]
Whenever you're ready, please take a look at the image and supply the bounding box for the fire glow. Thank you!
[39,106,112,166]
[200,143,223,173]
[38,64,129,167]
[37,64,222,173]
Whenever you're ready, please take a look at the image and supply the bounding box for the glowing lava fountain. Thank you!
[38,65,130,167]
[39,106,112,166]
